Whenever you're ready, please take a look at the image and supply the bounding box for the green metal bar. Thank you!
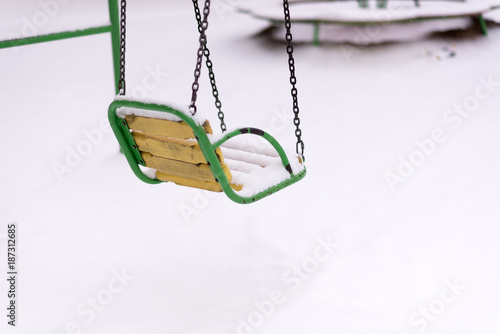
[118,116,146,165]
[108,100,163,185]
[108,99,306,204]
[477,14,488,36]
[0,25,112,50]
[313,22,320,46]
[108,0,121,95]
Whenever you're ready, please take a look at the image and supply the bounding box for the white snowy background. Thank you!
[1,0,500,334]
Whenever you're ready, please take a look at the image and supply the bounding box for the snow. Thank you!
[219,137,280,158]
[222,144,305,197]
[222,146,281,168]
[114,98,206,125]
[483,6,500,22]
[1,0,500,334]
[227,158,292,197]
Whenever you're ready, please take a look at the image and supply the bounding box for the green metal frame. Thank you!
[313,22,320,46]
[0,0,121,94]
[477,14,488,36]
[108,99,306,204]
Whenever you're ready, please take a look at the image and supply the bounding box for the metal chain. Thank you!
[118,0,127,95]
[206,48,227,132]
[192,0,226,132]
[189,1,209,115]
[283,0,304,157]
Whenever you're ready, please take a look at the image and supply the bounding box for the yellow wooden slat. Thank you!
[230,182,243,191]
[156,172,223,192]
[142,152,216,182]
[125,115,213,139]
[125,114,243,192]
[133,131,206,164]
[133,131,225,165]
[142,152,232,182]
[156,171,243,192]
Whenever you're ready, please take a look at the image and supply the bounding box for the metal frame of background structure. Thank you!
[307,13,488,45]
[0,0,121,94]
[265,13,489,46]
[253,0,493,45]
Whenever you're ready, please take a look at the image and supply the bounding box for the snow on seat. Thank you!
[219,140,304,198]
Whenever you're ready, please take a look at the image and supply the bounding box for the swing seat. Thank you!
[108,99,306,204]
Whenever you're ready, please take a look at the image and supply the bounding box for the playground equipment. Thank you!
[0,0,121,94]
[240,0,497,45]
[108,0,306,204]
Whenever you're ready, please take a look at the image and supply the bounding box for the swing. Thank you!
[108,0,306,204]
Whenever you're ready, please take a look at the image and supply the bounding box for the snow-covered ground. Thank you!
[1,1,500,334]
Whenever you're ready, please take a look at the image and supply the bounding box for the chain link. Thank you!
[118,0,127,95]
[189,1,209,115]
[283,0,304,157]
[191,0,227,132]
[192,0,226,132]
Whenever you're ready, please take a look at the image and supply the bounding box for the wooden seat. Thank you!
[124,114,242,192]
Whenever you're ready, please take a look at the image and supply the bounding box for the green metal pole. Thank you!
[108,0,121,95]
[313,22,320,46]
[0,26,112,50]
[477,14,488,36]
